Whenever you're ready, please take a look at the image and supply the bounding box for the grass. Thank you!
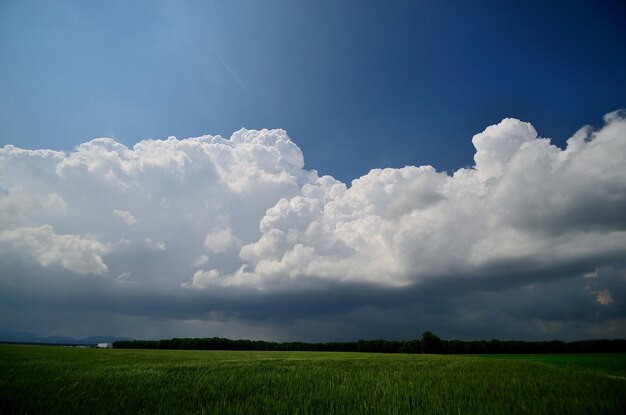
[0,345,624,414]
[475,353,626,378]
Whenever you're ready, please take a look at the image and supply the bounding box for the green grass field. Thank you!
[1,345,624,414]
[476,353,626,378]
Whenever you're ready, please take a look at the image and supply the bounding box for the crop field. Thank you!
[0,345,624,414]
[476,353,626,378]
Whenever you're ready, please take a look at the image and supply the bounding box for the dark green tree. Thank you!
[421,331,442,354]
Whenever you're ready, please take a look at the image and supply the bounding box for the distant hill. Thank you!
[0,330,130,345]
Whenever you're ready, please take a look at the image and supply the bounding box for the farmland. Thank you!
[476,353,626,377]
[1,344,624,414]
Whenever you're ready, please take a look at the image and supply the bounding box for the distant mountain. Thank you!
[0,330,130,345]
[45,335,84,344]
[0,330,41,343]
[79,336,131,344]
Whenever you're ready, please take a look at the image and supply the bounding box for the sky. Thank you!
[0,0,625,342]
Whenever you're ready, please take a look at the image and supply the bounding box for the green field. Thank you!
[476,353,626,377]
[1,345,624,414]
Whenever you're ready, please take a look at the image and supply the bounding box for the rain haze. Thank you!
[1,0,625,342]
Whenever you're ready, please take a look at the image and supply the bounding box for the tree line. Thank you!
[113,331,626,354]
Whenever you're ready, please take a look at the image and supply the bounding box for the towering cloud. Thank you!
[0,111,624,340]
[189,111,626,291]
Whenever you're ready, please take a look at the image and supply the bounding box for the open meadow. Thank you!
[1,344,624,414]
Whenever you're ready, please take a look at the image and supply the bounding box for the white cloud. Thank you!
[0,225,108,275]
[193,255,209,267]
[43,193,69,216]
[214,111,626,289]
[204,228,238,254]
[0,129,306,286]
[583,269,599,279]
[0,114,625,297]
[183,269,220,289]
[116,271,131,281]
[595,289,613,306]
[113,210,137,225]
[144,238,167,251]
[472,118,538,181]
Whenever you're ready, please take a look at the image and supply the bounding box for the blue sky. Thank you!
[2,0,625,182]
[0,1,625,341]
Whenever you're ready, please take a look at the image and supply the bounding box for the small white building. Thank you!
[96,342,113,348]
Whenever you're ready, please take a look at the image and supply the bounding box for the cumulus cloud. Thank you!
[184,269,220,290]
[193,255,209,267]
[0,129,306,281]
[113,210,137,226]
[208,110,626,291]
[472,118,538,181]
[0,225,108,275]
[0,112,625,339]
[594,289,613,305]
[204,228,239,254]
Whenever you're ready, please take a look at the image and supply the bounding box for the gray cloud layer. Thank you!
[1,112,625,340]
